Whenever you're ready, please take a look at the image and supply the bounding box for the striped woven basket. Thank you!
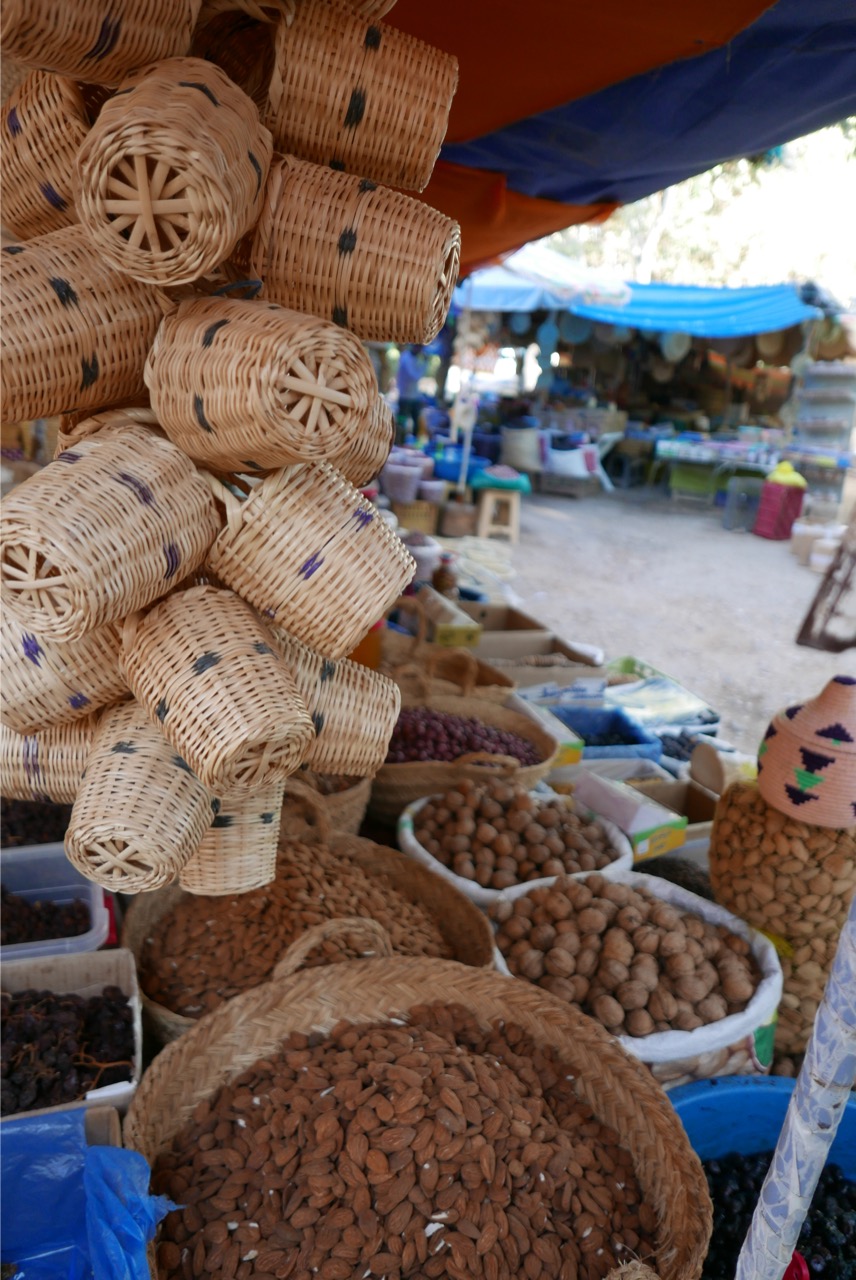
[1,0,199,86]
[121,585,315,793]
[65,700,213,894]
[205,464,415,660]
[330,395,395,487]
[1,610,126,735]
[0,420,221,642]
[75,58,272,286]
[0,715,97,804]
[249,154,460,344]
[267,626,400,777]
[145,297,377,471]
[0,225,164,424]
[1,71,90,240]
[179,777,286,896]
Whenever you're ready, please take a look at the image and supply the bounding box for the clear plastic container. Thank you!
[0,842,109,960]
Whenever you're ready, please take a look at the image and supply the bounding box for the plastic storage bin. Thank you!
[548,706,662,760]
[1,842,110,961]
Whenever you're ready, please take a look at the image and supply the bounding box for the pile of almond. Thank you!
[491,874,759,1037]
[152,1004,656,1280]
[141,842,450,1018]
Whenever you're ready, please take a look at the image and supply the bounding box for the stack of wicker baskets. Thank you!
[0,0,463,896]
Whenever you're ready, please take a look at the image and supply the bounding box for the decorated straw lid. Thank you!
[757,676,856,828]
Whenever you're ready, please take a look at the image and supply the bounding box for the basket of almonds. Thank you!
[398,776,632,907]
[126,943,711,1280]
[491,870,783,1091]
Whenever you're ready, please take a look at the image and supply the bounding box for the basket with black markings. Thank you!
[179,777,286,896]
[329,395,395,487]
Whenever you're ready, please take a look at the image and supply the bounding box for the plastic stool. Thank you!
[722,476,764,531]
[476,488,521,542]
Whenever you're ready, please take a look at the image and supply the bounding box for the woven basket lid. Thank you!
[757,675,856,828]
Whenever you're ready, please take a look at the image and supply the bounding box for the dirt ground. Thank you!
[502,489,850,753]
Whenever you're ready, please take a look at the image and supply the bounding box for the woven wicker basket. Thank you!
[250,155,460,345]
[121,585,315,792]
[330,395,395,487]
[124,955,709,1280]
[393,645,516,705]
[204,464,416,660]
[1,610,126,735]
[75,57,272,286]
[1,71,90,240]
[65,699,213,894]
[292,771,372,834]
[0,420,221,642]
[179,776,286,896]
[0,225,164,424]
[0,715,97,804]
[1,0,199,86]
[369,695,560,825]
[53,404,154,457]
[145,296,377,471]
[0,56,27,104]
[267,626,400,777]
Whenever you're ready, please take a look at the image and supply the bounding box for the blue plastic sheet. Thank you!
[1,1111,173,1280]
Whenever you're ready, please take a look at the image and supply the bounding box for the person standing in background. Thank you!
[396,344,426,436]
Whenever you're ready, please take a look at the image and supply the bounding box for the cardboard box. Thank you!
[628,778,718,846]
[459,605,601,668]
[572,771,688,860]
[416,586,483,648]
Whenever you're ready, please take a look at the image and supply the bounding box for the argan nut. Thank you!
[697,994,728,1023]
[675,975,708,1004]
[629,956,659,993]
[625,1008,655,1038]
[593,994,625,1029]
[615,980,649,1012]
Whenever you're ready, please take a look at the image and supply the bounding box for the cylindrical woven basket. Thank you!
[204,464,416,660]
[124,954,710,1280]
[145,296,377,471]
[369,695,560,825]
[0,225,164,424]
[250,155,460,345]
[1,0,200,86]
[179,776,285,896]
[1,610,126,735]
[330,395,394,487]
[290,771,372,834]
[53,403,154,457]
[121,585,315,792]
[267,626,400,777]
[709,780,856,1056]
[1,715,96,804]
[75,57,272,286]
[65,699,213,894]
[1,70,90,240]
[0,420,221,642]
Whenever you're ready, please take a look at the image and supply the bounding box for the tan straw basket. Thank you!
[54,404,154,457]
[369,695,560,825]
[205,464,416,660]
[144,296,377,471]
[121,585,315,792]
[264,0,457,191]
[1,610,126,735]
[0,0,200,87]
[179,777,286,896]
[330,394,395,486]
[267,626,400,777]
[1,715,97,804]
[394,645,516,705]
[65,699,213,894]
[75,57,272,286]
[0,225,164,424]
[250,154,460,344]
[0,420,221,642]
[295,771,372,834]
[1,71,90,240]
[124,952,709,1280]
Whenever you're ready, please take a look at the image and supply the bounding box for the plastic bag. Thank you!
[0,1110,173,1279]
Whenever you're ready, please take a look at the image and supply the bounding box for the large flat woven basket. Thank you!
[1,611,126,735]
[75,57,272,285]
[121,585,314,792]
[369,695,560,825]
[124,955,710,1280]
[145,296,377,471]
[1,70,90,241]
[1,0,199,85]
[0,715,97,805]
[0,420,221,642]
[179,777,286,897]
[0,225,164,424]
[204,464,415,660]
[249,154,460,345]
[268,626,400,777]
[65,700,214,894]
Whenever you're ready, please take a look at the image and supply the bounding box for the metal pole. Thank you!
[735,892,856,1279]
